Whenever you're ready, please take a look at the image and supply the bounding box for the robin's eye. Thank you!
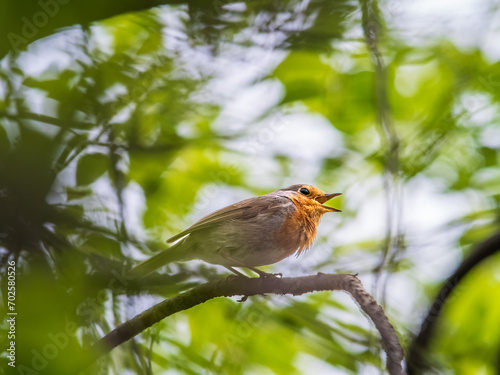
[299,187,310,195]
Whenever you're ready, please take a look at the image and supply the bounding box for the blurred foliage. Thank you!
[1,0,500,374]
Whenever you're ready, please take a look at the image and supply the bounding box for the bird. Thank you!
[129,184,341,278]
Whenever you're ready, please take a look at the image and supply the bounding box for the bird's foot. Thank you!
[225,266,248,278]
[237,295,249,302]
[261,272,282,278]
[249,267,282,278]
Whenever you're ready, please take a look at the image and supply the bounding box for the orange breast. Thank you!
[275,195,325,256]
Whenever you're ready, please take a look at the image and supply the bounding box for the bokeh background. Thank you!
[1,0,500,374]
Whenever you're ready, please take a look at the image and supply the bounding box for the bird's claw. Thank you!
[237,295,249,302]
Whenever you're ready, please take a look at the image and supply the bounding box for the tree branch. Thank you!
[408,230,500,374]
[360,0,402,302]
[82,273,404,375]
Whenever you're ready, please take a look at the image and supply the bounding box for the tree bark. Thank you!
[82,273,404,375]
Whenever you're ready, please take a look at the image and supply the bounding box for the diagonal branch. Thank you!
[81,273,404,375]
[0,110,94,129]
[408,230,500,374]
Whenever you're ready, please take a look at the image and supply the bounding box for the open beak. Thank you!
[316,193,342,212]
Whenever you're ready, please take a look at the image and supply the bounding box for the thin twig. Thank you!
[360,0,402,304]
[0,110,94,130]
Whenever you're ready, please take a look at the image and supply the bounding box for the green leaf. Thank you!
[273,51,332,103]
[65,186,93,201]
[81,233,121,258]
[76,153,109,186]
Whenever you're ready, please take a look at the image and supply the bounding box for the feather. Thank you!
[166,195,292,243]
[128,241,187,278]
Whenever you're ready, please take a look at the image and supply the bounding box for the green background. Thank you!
[1,0,500,373]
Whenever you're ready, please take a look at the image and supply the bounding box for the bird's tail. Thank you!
[128,241,188,278]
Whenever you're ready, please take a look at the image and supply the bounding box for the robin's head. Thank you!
[278,184,342,212]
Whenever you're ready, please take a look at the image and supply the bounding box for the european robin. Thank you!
[130,184,341,277]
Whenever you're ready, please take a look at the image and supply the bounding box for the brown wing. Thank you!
[166,194,293,243]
